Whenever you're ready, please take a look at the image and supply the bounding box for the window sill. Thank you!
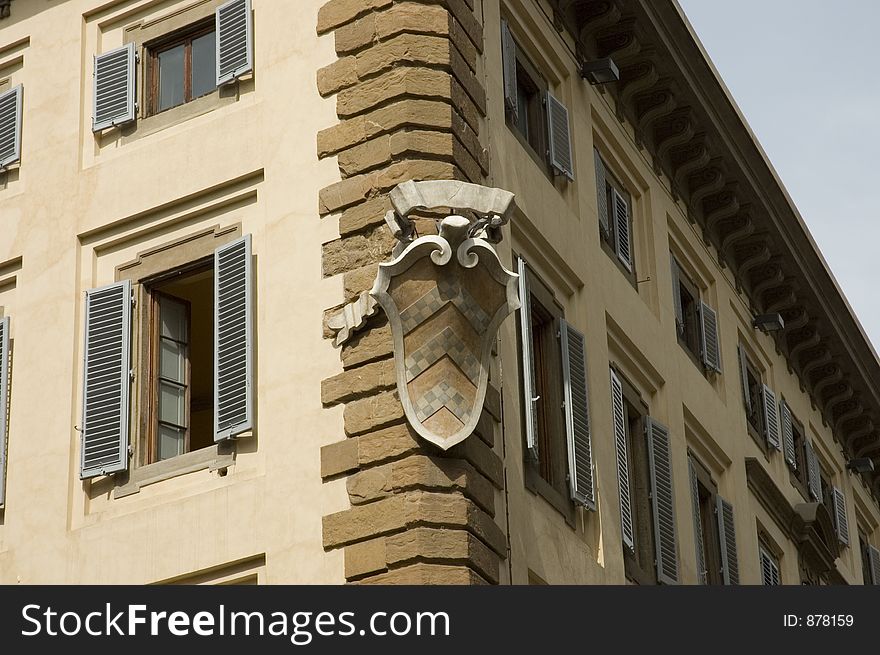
[599,237,638,290]
[524,463,576,528]
[505,118,554,182]
[114,441,235,498]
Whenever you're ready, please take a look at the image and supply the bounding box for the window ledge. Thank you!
[114,442,234,498]
[524,463,577,528]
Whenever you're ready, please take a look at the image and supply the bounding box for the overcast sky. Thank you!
[677,0,880,351]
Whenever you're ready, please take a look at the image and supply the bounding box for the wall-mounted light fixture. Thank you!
[752,313,785,333]
[581,57,620,85]
[847,457,875,474]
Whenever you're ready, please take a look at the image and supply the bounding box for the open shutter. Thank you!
[561,320,595,509]
[611,188,632,271]
[0,85,22,169]
[216,0,254,85]
[501,19,518,123]
[832,486,849,546]
[610,368,634,550]
[699,301,721,372]
[647,417,678,584]
[594,149,610,239]
[737,345,751,415]
[688,456,707,584]
[80,281,131,479]
[92,43,136,132]
[547,91,574,180]
[517,256,539,459]
[780,399,796,469]
[868,545,880,585]
[762,385,780,450]
[805,440,822,501]
[671,257,684,335]
[0,317,8,507]
[214,235,254,440]
[716,495,739,585]
[759,547,781,586]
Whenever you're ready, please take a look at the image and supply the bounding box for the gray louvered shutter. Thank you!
[0,85,22,169]
[716,495,739,585]
[737,344,751,415]
[759,547,780,586]
[216,0,254,86]
[868,545,880,585]
[832,486,849,546]
[561,320,595,510]
[611,188,633,271]
[501,19,518,123]
[671,257,684,335]
[547,91,574,180]
[594,149,610,239]
[763,385,780,450]
[93,43,136,132]
[647,417,678,584]
[214,235,254,440]
[688,456,707,584]
[80,281,131,479]
[517,256,538,459]
[700,301,721,373]
[0,316,8,507]
[610,368,634,550]
[780,399,796,469]
[805,439,821,501]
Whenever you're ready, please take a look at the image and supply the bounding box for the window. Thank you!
[687,455,724,585]
[737,345,780,452]
[860,532,880,585]
[146,265,215,462]
[758,540,781,586]
[594,150,635,278]
[517,257,595,517]
[671,256,721,373]
[612,369,678,585]
[785,406,810,499]
[501,20,574,179]
[0,84,22,169]
[147,23,217,116]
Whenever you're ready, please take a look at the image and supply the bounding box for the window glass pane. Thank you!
[160,296,188,340]
[158,44,185,111]
[158,424,185,461]
[160,338,186,383]
[159,381,186,426]
[192,31,217,99]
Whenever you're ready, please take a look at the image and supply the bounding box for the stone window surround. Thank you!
[110,223,242,498]
[113,0,250,144]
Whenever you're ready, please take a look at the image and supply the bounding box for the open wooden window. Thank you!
[147,20,217,116]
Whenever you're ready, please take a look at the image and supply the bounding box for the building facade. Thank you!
[0,0,878,585]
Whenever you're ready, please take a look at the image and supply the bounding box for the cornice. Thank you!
[549,0,880,501]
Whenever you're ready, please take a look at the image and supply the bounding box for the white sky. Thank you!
[677,0,880,350]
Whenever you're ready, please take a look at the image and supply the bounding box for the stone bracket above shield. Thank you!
[369,180,520,450]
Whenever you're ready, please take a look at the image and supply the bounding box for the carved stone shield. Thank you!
[371,211,519,450]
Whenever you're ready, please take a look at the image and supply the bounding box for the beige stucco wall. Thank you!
[0,0,349,584]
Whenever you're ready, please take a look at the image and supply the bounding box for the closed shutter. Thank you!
[737,344,751,415]
[868,545,880,585]
[780,399,796,469]
[594,149,610,239]
[610,368,634,550]
[517,256,538,459]
[700,301,721,372]
[216,0,254,85]
[688,456,707,584]
[759,547,781,586]
[80,281,131,479]
[501,19,518,123]
[671,257,684,335]
[762,385,780,450]
[0,85,22,169]
[546,91,574,180]
[647,417,678,584]
[611,188,633,271]
[805,440,822,501]
[560,320,595,509]
[832,486,849,546]
[214,235,254,440]
[0,316,8,507]
[716,495,739,585]
[92,43,136,132]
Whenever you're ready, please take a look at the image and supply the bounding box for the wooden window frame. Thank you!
[741,349,767,449]
[506,41,551,177]
[690,454,724,585]
[599,165,638,286]
[146,19,216,117]
[672,256,703,367]
[788,413,810,501]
